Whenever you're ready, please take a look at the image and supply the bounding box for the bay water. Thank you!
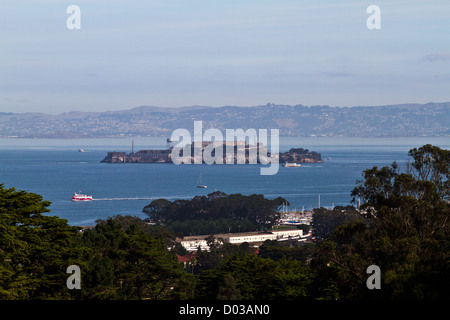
[0,137,448,226]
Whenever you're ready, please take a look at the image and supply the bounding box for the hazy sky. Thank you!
[1,0,449,114]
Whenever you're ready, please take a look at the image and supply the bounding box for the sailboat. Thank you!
[197,174,207,188]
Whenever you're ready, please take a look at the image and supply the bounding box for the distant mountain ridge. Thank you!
[1,102,449,138]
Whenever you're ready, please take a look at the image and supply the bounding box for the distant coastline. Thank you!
[1,102,448,139]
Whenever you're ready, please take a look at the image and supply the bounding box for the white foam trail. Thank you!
[92,197,154,201]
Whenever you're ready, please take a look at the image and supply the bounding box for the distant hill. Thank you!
[1,102,449,138]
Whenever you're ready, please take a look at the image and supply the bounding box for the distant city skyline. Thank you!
[1,0,449,114]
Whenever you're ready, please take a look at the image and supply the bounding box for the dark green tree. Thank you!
[195,254,314,300]
[192,237,255,274]
[216,273,241,300]
[80,216,195,300]
[311,205,366,241]
[0,184,85,299]
[143,192,285,235]
[313,145,450,299]
[258,240,315,263]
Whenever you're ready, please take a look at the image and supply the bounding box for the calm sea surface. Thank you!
[1,137,448,226]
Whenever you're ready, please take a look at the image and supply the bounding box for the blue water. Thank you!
[0,137,448,226]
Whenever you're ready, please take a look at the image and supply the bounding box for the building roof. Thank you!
[177,253,196,263]
[178,230,275,242]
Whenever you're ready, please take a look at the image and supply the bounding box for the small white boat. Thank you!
[282,163,301,167]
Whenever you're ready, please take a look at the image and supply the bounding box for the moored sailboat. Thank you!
[197,174,207,188]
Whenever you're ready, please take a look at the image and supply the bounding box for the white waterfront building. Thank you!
[178,229,309,252]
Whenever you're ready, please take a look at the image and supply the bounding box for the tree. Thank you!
[0,184,85,299]
[143,199,172,223]
[80,216,195,300]
[195,254,314,300]
[216,274,241,300]
[142,192,286,235]
[407,144,449,201]
[258,240,315,263]
[192,237,255,275]
[313,145,450,299]
[352,144,449,210]
[311,206,365,241]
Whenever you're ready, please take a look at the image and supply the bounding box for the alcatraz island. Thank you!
[100,139,323,164]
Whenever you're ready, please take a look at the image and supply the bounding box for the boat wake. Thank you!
[92,197,154,201]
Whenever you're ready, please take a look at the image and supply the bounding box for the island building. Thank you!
[101,139,323,164]
[101,139,270,164]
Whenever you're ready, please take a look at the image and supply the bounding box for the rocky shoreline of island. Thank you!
[101,142,323,164]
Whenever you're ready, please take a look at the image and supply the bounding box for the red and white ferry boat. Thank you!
[72,192,93,201]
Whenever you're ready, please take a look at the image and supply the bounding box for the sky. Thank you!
[1,0,449,114]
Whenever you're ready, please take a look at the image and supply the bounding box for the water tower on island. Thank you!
[166,138,173,150]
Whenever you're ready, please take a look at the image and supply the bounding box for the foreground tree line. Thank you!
[143,192,285,235]
[0,144,448,300]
